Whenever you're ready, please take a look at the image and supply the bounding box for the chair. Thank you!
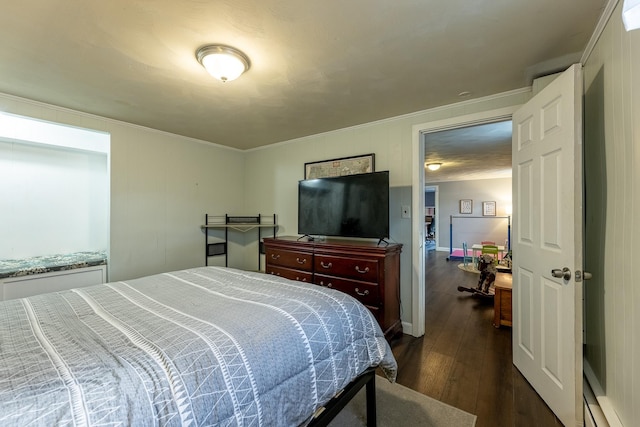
[425,216,435,241]
[481,240,496,246]
[462,242,473,267]
[481,244,500,264]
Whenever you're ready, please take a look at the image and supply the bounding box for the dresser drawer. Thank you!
[262,236,403,341]
[314,274,380,307]
[265,248,313,272]
[265,265,313,283]
[314,254,379,282]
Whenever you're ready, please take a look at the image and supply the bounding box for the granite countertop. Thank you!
[0,251,107,279]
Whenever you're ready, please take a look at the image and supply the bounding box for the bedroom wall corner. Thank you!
[0,92,246,282]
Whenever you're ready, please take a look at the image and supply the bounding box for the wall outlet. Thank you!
[401,205,411,219]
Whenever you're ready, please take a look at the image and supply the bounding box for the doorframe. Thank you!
[424,185,438,249]
[410,106,518,337]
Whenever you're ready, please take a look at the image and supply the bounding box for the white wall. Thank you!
[0,139,108,259]
[0,78,528,333]
[0,93,246,281]
[243,90,529,327]
[582,1,640,424]
[428,178,512,252]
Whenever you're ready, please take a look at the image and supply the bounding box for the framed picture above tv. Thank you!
[304,153,375,179]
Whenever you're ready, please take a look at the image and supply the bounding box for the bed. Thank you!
[0,266,397,426]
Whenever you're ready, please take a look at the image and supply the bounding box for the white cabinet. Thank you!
[1,265,107,301]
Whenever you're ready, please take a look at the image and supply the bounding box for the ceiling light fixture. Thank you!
[426,162,442,171]
[623,0,640,31]
[196,44,250,82]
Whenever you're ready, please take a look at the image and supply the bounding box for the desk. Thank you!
[493,273,512,328]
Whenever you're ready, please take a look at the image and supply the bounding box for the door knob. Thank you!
[551,267,571,281]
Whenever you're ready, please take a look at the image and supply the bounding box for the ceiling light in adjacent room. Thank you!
[426,162,442,171]
[623,0,640,31]
[196,45,250,82]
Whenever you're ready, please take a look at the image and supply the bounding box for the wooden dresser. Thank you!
[263,236,403,340]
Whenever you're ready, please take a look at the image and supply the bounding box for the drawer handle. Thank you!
[319,281,333,288]
[296,277,307,282]
[355,266,370,274]
[296,257,307,264]
[270,272,280,276]
[271,254,281,260]
[320,261,333,269]
[355,288,369,296]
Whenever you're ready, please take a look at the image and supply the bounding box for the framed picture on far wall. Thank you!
[482,201,496,216]
[459,199,472,214]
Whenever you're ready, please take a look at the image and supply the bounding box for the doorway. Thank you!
[424,185,438,251]
[410,106,517,337]
[423,120,512,258]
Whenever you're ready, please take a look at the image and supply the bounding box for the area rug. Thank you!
[330,378,477,427]
[457,263,480,274]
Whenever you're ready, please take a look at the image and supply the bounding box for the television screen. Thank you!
[298,171,389,239]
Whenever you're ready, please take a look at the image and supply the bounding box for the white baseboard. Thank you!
[583,360,623,426]
[584,376,610,427]
[401,321,415,337]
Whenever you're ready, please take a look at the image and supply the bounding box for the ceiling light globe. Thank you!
[196,45,250,82]
[426,162,442,171]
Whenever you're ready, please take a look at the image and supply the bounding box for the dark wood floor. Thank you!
[388,250,562,427]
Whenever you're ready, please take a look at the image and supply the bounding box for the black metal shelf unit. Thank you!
[202,214,277,270]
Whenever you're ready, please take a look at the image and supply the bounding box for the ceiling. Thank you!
[424,120,513,182]
[0,1,605,151]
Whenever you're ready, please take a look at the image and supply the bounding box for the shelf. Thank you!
[203,214,277,269]
[201,223,278,232]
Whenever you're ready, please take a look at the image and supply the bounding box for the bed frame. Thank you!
[309,368,377,427]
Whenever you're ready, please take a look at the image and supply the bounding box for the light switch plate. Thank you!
[401,205,410,218]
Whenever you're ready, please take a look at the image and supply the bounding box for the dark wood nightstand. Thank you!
[493,273,512,328]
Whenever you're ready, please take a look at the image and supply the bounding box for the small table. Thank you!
[471,244,507,265]
[493,273,512,328]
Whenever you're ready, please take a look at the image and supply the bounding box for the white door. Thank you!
[512,63,583,426]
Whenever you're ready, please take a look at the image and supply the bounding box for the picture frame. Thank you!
[304,153,375,179]
[459,199,472,214]
[482,201,496,216]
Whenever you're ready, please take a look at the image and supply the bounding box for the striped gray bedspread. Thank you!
[0,267,397,426]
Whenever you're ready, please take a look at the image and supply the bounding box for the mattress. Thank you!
[0,266,397,426]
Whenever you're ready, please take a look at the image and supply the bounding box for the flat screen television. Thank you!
[298,171,389,240]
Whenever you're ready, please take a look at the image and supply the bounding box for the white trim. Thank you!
[584,377,610,427]
[410,106,519,337]
[411,127,426,337]
[583,360,624,427]
[401,321,413,337]
[582,0,620,64]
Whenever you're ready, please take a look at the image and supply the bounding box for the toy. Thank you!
[457,253,497,296]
